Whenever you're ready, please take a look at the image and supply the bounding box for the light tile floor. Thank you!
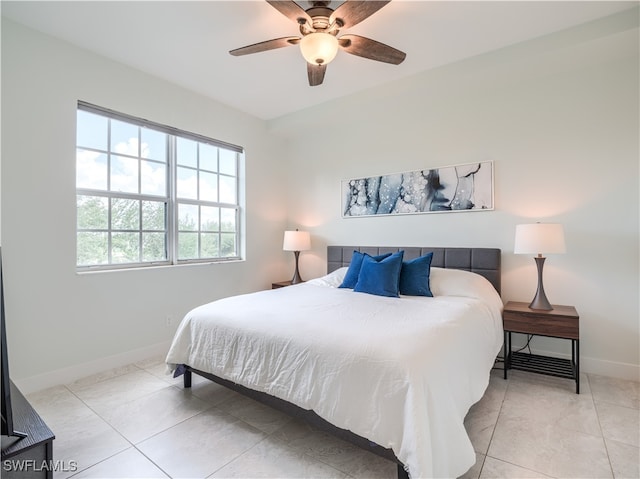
[25,357,639,479]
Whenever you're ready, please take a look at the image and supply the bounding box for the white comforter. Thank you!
[166,267,503,478]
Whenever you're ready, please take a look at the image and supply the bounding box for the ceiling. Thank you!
[2,1,636,120]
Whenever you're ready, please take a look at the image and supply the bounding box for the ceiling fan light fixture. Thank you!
[300,32,339,66]
[230,0,405,86]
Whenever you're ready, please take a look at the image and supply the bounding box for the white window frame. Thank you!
[76,101,243,271]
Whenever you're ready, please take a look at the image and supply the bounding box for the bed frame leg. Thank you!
[397,463,409,479]
[183,369,192,388]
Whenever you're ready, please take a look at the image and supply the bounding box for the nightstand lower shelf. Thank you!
[503,330,580,393]
[509,351,576,380]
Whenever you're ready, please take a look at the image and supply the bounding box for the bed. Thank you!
[166,246,503,479]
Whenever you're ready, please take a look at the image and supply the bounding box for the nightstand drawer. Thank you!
[503,311,579,339]
[503,302,579,339]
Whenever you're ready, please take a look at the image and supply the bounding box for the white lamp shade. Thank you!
[283,230,311,252]
[300,33,339,66]
[514,223,566,255]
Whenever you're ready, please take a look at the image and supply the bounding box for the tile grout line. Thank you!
[129,380,276,478]
[31,357,640,479]
[62,381,135,479]
[203,433,275,479]
[258,416,380,478]
[475,372,510,479]
[588,373,619,479]
[64,361,237,479]
[480,372,567,479]
[130,444,173,479]
[60,365,170,478]
[62,364,181,479]
[125,368,229,479]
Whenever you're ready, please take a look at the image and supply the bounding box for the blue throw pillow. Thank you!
[399,253,434,297]
[339,251,392,289]
[354,251,404,297]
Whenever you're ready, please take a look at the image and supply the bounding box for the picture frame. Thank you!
[341,161,494,217]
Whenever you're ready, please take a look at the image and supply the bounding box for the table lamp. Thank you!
[514,223,566,311]
[283,229,311,284]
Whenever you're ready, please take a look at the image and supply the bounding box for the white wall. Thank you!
[270,10,639,380]
[1,19,290,391]
[2,9,638,391]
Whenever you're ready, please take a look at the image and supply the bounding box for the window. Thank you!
[76,102,242,270]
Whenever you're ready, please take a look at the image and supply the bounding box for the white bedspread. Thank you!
[166,268,503,478]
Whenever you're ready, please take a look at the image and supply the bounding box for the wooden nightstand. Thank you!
[272,280,293,289]
[503,301,580,393]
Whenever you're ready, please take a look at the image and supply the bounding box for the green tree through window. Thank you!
[76,102,242,270]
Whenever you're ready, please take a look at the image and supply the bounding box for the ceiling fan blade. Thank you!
[307,63,327,87]
[338,34,406,65]
[229,37,300,56]
[330,1,390,29]
[266,0,312,25]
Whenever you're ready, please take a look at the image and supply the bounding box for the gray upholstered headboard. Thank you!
[327,246,501,294]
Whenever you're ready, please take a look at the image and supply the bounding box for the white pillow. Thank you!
[430,267,503,311]
[306,267,348,288]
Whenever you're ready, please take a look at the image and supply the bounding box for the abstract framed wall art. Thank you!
[342,161,494,217]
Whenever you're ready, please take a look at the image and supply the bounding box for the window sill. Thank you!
[76,258,245,275]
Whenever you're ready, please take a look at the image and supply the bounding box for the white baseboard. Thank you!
[14,341,172,395]
[514,346,640,382]
[15,341,639,396]
[580,356,640,382]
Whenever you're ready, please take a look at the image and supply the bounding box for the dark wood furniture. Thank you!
[180,246,502,479]
[1,381,55,479]
[271,280,294,289]
[503,301,580,393]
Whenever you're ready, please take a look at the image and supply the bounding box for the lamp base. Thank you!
[290,251,303,284]
[529,256,553,311]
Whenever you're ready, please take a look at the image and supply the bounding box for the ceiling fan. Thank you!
[229,0,406,86]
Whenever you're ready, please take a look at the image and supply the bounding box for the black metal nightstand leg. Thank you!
[503,330,506,379]
[575,339,580,394]
[503,331,510,379]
